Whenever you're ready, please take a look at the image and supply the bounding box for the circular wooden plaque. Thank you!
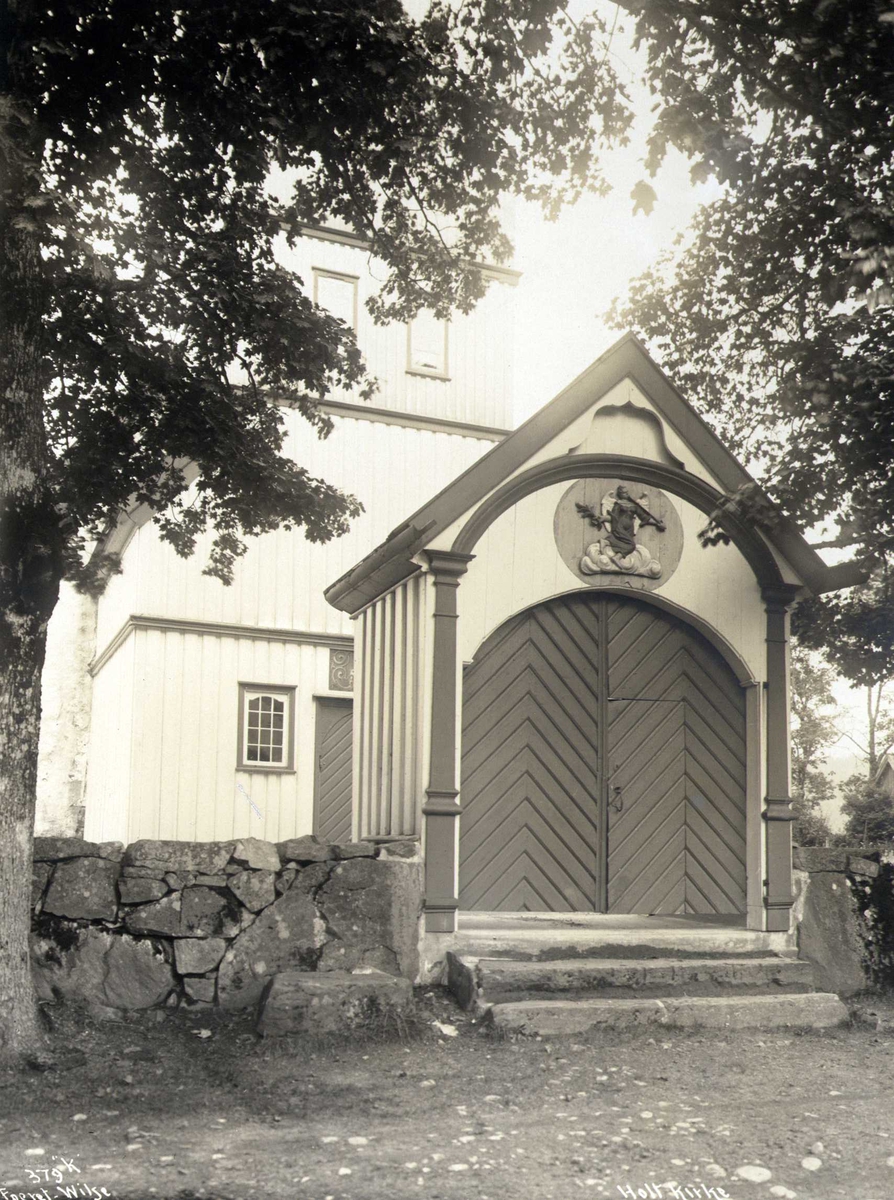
[553,478,683,592]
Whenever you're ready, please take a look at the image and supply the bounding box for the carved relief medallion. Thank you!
[553,479,683,591]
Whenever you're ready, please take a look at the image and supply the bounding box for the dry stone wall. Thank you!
[30,834,423,1015]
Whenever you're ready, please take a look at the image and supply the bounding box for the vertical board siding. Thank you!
[355,574,427,840]
[83,633,136,844]
[112,629,340,844]
[280,234,515,429]
[93,419,496,662]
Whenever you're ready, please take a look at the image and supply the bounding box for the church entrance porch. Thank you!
[458,592,748,916]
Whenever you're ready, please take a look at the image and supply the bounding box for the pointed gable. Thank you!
[325,334,864,614]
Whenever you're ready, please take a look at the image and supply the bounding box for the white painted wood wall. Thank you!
[70,229,517,843]
[354,573,432,840]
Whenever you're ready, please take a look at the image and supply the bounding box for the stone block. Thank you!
[165,871,196,890]
[228,869,277,912]
[318,857,423,979]
[793,846,880,876]
[124,839,234,875]
[232,837,281,872]
[123,894,183,938]
[118,877,169,905]
[375,838,421,860]
[184,976,217,1003]
[276,869,297,894]
[334,841,377,860]
[319,940,400,975]
[33,837,124,862]
[174,937,228,975]
[217,886,319,1009]
[181,887,242,938]
[847,855,880,878]
[257,969,414,1036]
[660,993,849,1029]
[43,856,120,921]
[121,865,167,879]
[31,862,53,910]
[291,863,331,893]
[194,874,229,887]
[797,871,867,996]
[31,926,174,1010]
[276,836,333,864]
[492,998,664,1036]
[103,937,176,1009]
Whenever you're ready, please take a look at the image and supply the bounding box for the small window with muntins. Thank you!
[238,684,295,771]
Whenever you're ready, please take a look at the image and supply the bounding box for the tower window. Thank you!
[407,311,449,378]
[313,268,359,332]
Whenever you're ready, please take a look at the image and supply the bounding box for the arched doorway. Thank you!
[458,591,747,914]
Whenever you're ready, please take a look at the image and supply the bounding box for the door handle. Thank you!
[609,785,623,814]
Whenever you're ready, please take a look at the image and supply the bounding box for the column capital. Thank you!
[763,796,795,821]
[420,549,475,581]
[761,583,801,611]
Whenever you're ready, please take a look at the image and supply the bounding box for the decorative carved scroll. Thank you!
[328,648,354,691]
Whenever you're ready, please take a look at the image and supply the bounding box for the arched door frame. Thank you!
[421,458,796,936]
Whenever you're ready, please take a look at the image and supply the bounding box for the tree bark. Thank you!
[0,38,61,1059]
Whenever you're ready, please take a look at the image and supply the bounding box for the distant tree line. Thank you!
[790,643,894,850]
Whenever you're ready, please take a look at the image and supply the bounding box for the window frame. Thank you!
[237,682,296,773]
[406,312,450,380]
[312,267,359,333]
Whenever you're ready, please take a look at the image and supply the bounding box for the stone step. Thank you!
[489,992,849,1036]
[449,918,795,964]
[471,955,815,1003]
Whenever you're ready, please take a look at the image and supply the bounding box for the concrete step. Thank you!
[489,992,849,1036]
[471,955,815,1003]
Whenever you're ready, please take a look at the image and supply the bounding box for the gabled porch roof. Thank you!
[325,333,865,615]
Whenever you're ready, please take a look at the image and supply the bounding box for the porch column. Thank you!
[762,585,800,932]
[420,550,474,933]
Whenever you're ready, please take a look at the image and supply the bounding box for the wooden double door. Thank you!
[458,592,747,914]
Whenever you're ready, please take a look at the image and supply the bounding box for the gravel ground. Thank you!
[1,992,893,1200]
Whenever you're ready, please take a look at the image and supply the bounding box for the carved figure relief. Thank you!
[553,478,683,592]
[577,486,665,579]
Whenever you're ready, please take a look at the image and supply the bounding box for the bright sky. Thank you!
[511,153,721,423]
[506,5,725,423]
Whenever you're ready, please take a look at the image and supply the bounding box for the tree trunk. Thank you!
[0,72,61,1060]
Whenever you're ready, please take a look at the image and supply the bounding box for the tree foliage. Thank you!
[841,774,894,848]
[2,0,633,587]
[789,646,837,846]
[609,0,894,643]
[0,0,641,1062]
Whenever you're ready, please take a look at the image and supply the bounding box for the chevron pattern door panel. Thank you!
[605,597,747,914]
[459,595,603,911]
[314,698,353,843]
[459,591,747,915]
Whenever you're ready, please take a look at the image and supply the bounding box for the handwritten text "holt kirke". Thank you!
[617,1185,730,1200]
